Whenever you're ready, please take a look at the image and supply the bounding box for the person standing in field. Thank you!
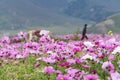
[81,24,88,40]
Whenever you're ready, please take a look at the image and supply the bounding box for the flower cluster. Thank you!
[0,30,120,80]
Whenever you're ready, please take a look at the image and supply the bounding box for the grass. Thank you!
[0,55,56,80]
[0,53,119,80]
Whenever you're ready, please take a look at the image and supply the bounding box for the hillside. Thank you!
[89,13,120,33]
[0,0,120,35]
[0,0,90,31]
[64,0,120,21]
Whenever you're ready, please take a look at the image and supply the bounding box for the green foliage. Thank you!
[0,55,55,80]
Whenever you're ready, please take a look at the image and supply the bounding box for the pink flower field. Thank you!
[0,30,120,80]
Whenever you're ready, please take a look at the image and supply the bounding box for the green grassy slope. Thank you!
[88,13,120,33]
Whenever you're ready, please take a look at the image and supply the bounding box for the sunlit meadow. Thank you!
[0,30,120,80]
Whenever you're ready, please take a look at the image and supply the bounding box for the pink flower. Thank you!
[43,66,54,74]
[56,74,72,80]
[74,70,85,80]
[16,54,25,59]
[65,67,79,77]
[8,55,15,59]
[39,36,48,43]
[110,72,120,80]
[72,46,81,53]
[55,70,62,75]
[1,36,10,44]
[102,61,115,74]
[97,53,105,59]
[24,42,40,50]
[108,54,115,61]
[39,35,52,43]
[90,70,97,74]
[18,31,27,39]
[42,57,56,63]
[83,74,99,80]
[66,59,76,64]
[34,62,40,68]
[75,58,81,64]
[59,62,69,68]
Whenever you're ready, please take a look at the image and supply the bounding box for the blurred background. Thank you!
[0,0,120,36]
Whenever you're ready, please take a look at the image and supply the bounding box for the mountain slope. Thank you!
[0,0,90,31]
[88,13,120,33]
[64,0,120,21]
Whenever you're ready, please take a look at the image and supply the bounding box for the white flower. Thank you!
[81,54,94,60]
[47,51,57,57]
[112,46,120,54]
[16,54,24,59]
[83,41,94,48]
[47,51,54,55]
[36,57,42,61]
[29,49,41,54]
[42,57,56,63]
[106,38,116,44]
[39,30,50,36]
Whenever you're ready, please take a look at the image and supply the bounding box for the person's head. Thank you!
[84,24,87,27]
